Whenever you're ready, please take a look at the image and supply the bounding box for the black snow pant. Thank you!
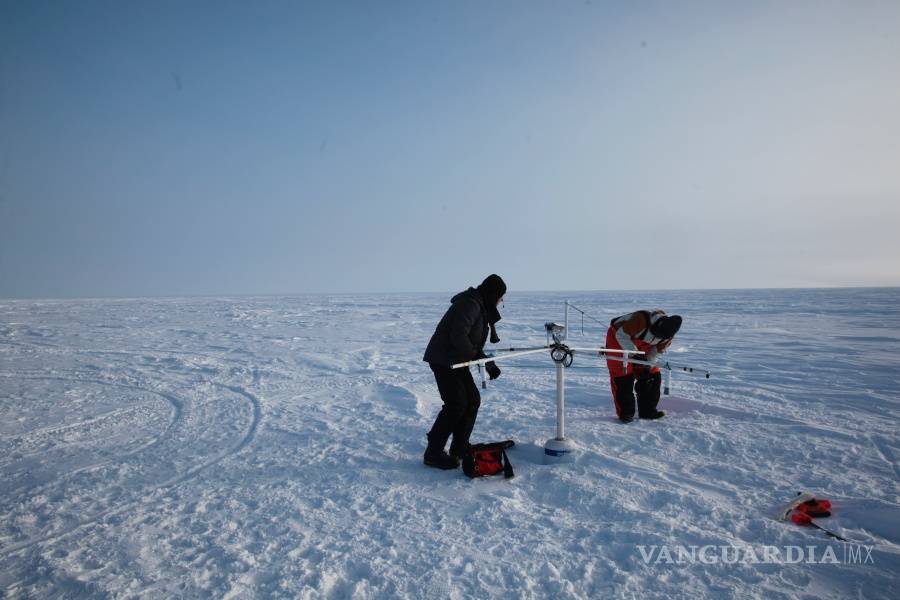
[426,364,481,454]
[611,369,662,421]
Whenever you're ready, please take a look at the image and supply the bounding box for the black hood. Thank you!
[477,274,506,321]
[651,315,682,339]
[478,274,505,343]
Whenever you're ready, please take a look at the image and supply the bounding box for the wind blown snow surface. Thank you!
[1,288,898,599]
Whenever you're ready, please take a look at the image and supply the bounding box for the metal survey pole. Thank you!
[556,360,565,439]
[543,319,576,463]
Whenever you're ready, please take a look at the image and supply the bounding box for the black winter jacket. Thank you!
[423,288,489,367]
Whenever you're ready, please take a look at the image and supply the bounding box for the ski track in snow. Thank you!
[0,290,899,598]
[0,375,261,558]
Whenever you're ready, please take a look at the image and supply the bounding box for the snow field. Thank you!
[1,289,898,598]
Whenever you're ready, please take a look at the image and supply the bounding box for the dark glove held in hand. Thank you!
[485,361,501,380]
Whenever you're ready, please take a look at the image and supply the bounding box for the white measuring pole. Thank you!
[556,360,566,439]
[543,306,576,463]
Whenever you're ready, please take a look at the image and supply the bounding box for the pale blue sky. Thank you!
[2,0,899,298]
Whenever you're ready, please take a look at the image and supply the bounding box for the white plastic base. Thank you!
[543,438,578,464]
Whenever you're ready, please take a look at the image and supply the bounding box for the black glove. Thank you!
[485,361,501,380]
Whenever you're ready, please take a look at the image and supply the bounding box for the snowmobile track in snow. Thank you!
[158,383,261,488]
[0,374,262,558]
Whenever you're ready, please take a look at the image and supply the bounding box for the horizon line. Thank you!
[2,284,898,302]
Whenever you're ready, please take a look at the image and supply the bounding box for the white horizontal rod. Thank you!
[452,343,710,375]
[567,347,645,355]
[604,356,659,368]
[452,346,652,369]
[662,361,712,375]
[596,353,711,375]
[491,346,550,353]
[451,347,551,369]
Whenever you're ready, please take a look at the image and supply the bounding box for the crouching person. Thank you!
[605,309,682,422]
[422,274,506,469]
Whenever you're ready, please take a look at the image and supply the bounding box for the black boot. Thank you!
[612,374,636,422]
[424,448,459,469]
[636,372,663,419]
[640,410,665,420]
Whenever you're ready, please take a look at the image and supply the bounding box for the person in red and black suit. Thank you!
[605,310,682,423]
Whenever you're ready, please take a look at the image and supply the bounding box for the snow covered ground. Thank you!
[1,288,898,599]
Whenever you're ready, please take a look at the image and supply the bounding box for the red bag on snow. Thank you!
[462,440,515,479]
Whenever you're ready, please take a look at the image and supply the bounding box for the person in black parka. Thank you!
[423,274,506,469]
